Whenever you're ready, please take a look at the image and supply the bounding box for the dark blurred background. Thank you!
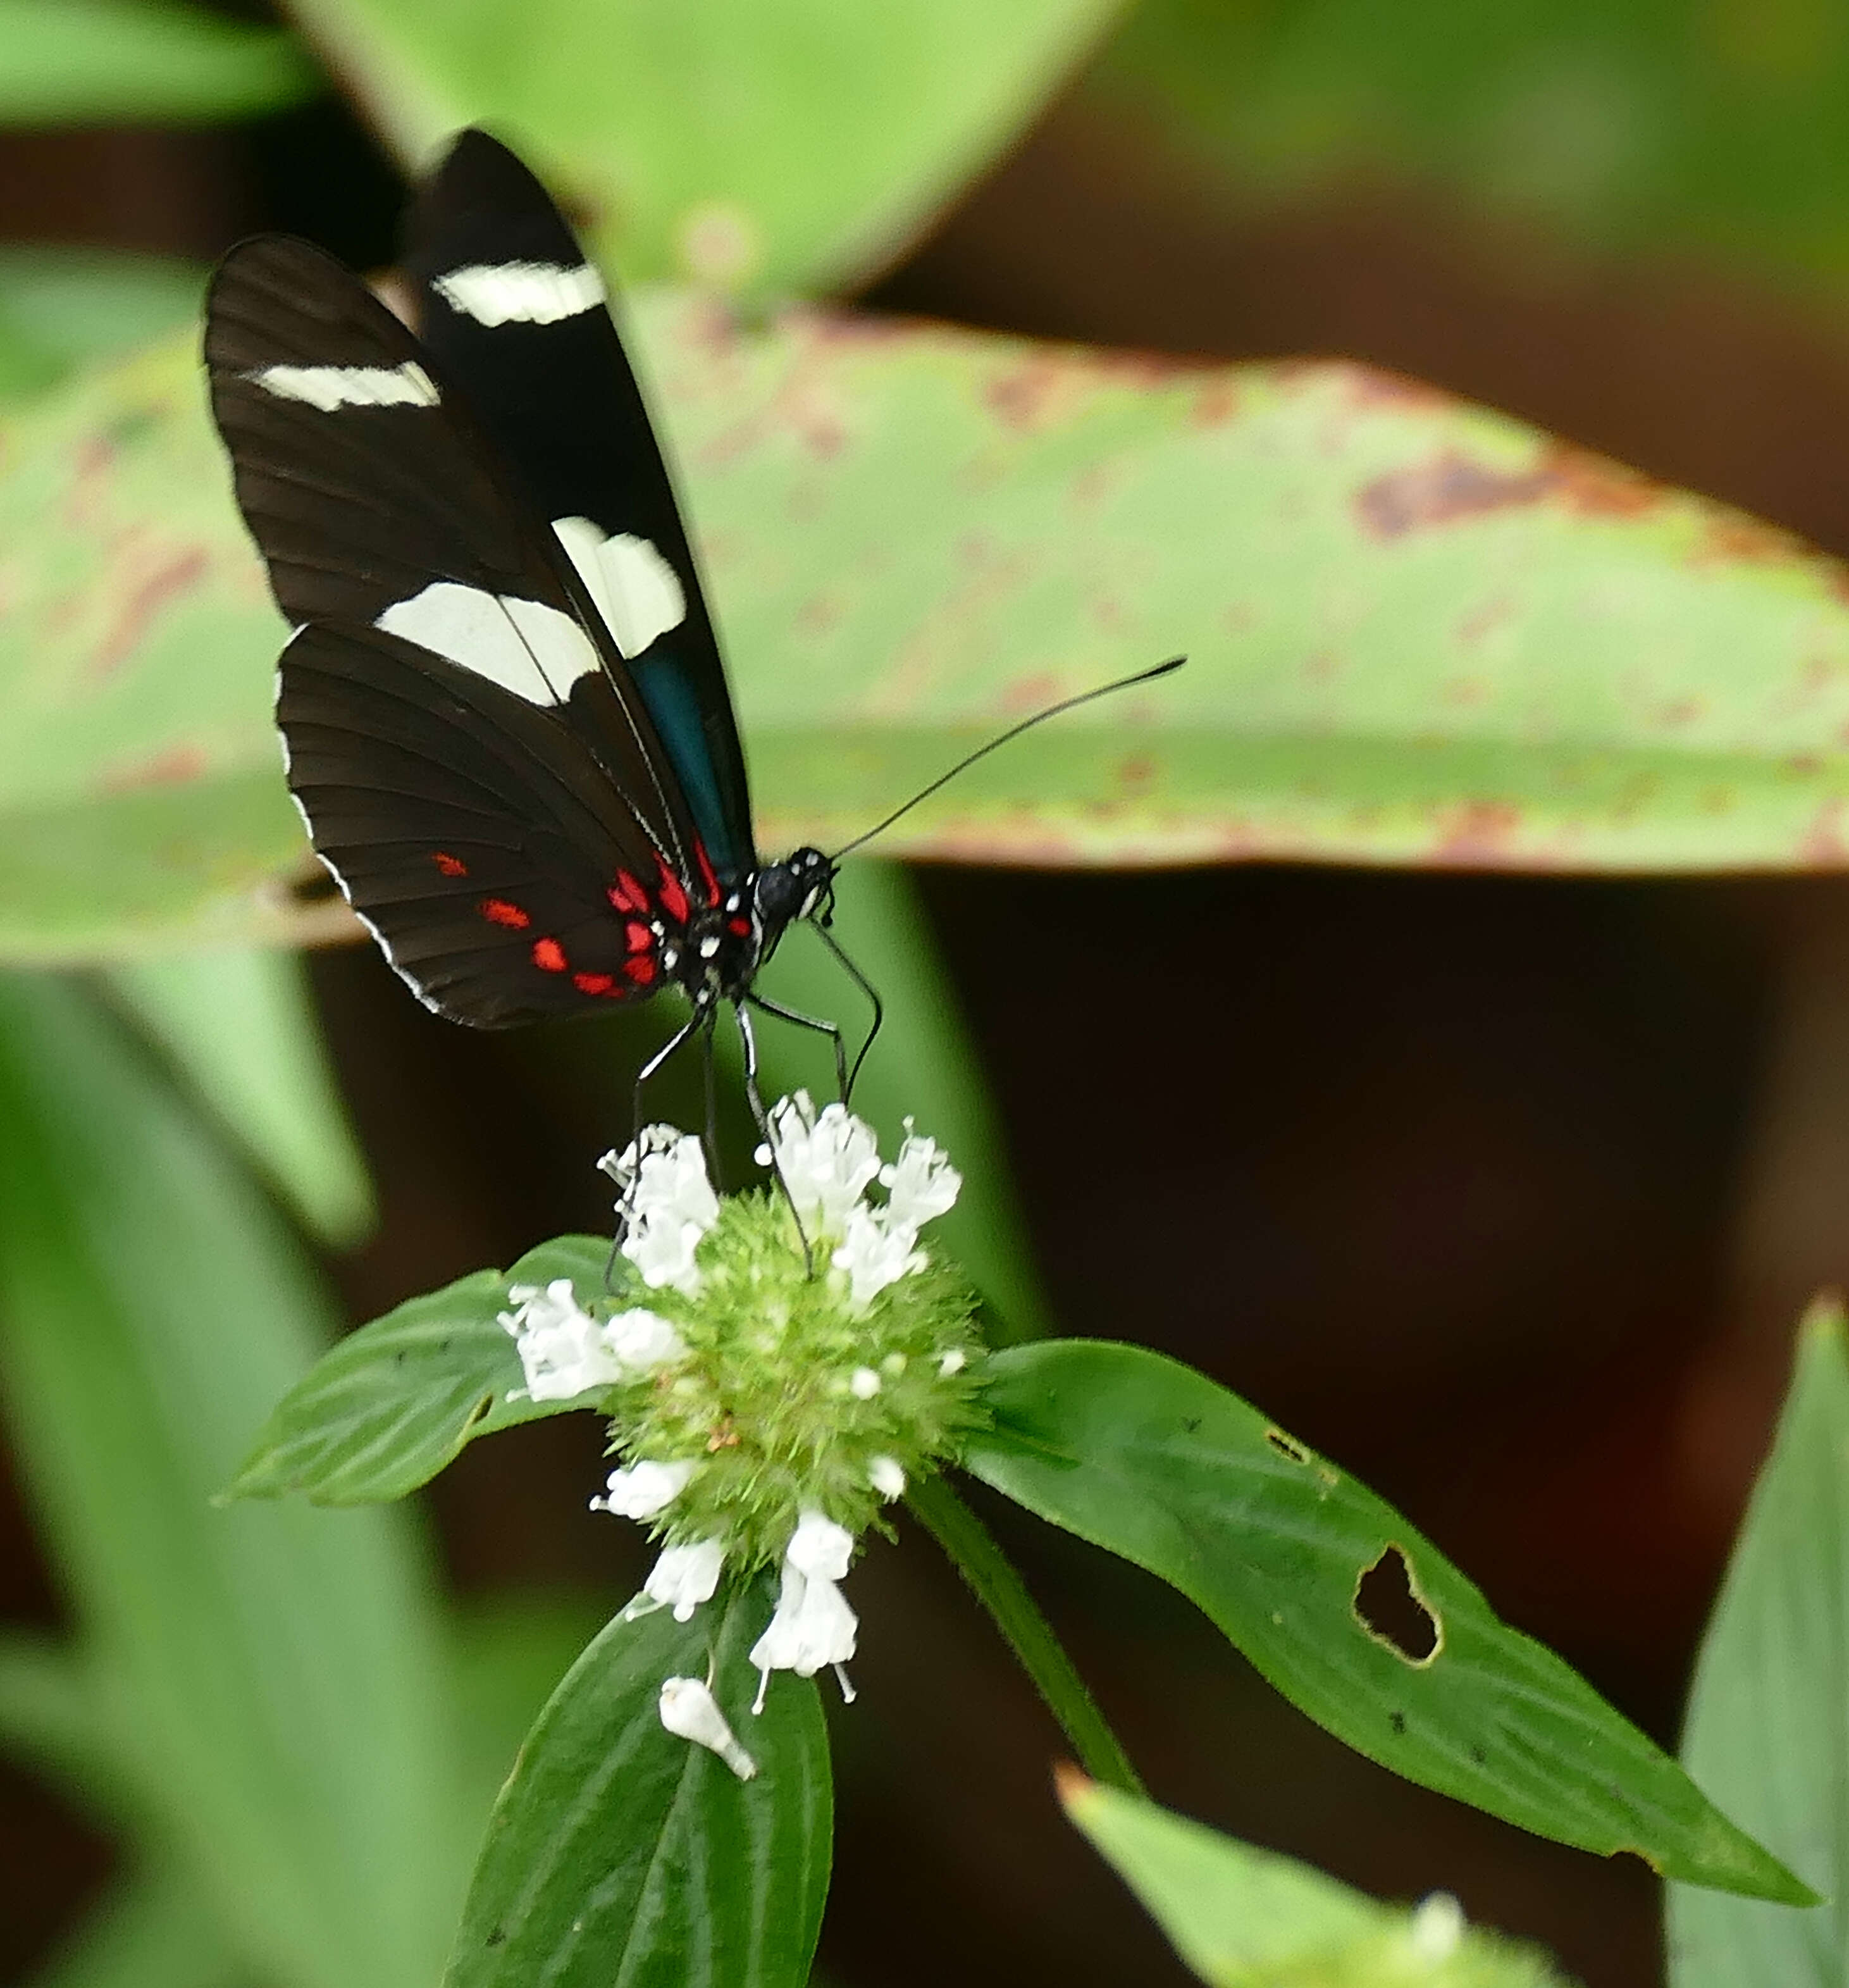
[9,18,1849,1987]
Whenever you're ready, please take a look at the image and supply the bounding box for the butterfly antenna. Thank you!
[827,655,1185,861]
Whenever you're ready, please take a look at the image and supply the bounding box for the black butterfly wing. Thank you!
[281,621,689,1027]
[400,127,757,882]
[206,233,700,870]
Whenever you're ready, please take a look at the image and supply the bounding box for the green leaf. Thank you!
[284,0,1122,297]
[26,303,1849,962]
[225,1234,614,1505]
[1666,1298,1849,1984]
[25,1865,245,1988]
[963,1339,1810,1902]
[1091,0,1849,304]
[1063,1774,1573,1987]
[445,1577,831,1988]
[0,972,462,1988]
[0,1632,135,1822]
[0,251,201,403]
[749,859,1051,1342]
[109,946,373,1246]
[0,0,309,125]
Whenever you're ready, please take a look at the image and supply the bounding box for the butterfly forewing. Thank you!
[400,128,757,881]
[280,621,686,1027]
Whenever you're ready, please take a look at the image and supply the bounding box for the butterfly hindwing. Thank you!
[280,621,690,1028]
[400,128,756,880]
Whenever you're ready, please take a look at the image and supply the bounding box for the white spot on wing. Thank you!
[250,362,438,412]
[433,261,607,327]
[376,582,600,705]
[553,516,686,659]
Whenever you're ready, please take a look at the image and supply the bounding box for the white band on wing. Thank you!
[249,362,439,411]
[433,260,608,327]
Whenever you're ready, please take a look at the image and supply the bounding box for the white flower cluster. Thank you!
[504,1096,970,1779]
[498,1280,684,1404]
[598,1124,719,1297]
[762,1093,962,1311]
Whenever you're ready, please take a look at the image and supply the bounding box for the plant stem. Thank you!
[905,1472,1144,1796]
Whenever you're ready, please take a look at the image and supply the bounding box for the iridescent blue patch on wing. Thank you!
[633,654,748,878]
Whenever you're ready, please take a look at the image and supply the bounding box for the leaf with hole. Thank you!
[1063,1774,1574,1987]
[224,1235,617,1506]
[445,1577,831,1988]
[963,1339,1810,1901]
[1667,1298,1849,1985]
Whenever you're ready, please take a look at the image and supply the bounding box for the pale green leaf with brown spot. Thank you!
[13,299,1849,960]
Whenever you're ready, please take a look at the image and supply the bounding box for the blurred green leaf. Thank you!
[0,1632,131,1820]
[1063,1775,1573,1987]
[287,0,1122,297]
[0,0,309,125]
[965,1339,1810,1901]
[23,300,1849,961]
[446,1577,831,1988]
[0,972,462,1988]
[0,252,201,402]
[443,1590,609,1819]
[225,1235,612,1505]
[109,946,373,1246]
[1092,0,1849,297]
[749,859,1051,1342]
[1666,1298,1849,1984]
[26,1866,245,1988]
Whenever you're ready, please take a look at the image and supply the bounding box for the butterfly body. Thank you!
[206,129,841,1044]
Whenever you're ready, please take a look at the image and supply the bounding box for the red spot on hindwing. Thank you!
[693,842,721,908]
[625,921,653,954]
[609,871,647,914]
[481,898,529,928]
[655,857,690,925]
[622,954,658,985]
[573,971,616,995]
[729,916,751,936]
[433,851,468,877]
[532,938,568,972]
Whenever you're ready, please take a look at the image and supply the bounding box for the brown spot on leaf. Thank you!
[1695,514,1803,566]
[1116,754,1155,790]
[90,547,209,680]
[101,743,207,793]
[1357,450,1553,538]
[1191,381,1239,427]
[1801,798,1849,866]
[1432,799,1523,863]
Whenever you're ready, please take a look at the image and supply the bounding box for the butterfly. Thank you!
[205,127,1181,1126]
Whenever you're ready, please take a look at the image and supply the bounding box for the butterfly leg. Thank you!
[808,920,885,1107]
[746,990,848,1105]
[700,1009,720,1186]
[733,1000,814,1274]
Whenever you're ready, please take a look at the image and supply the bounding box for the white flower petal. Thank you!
[643,1538,725,1622]
[602,1306,686,1372]
[748,1561,858,1704]
[602,1128,718,1296]
[591,1458,695,1519]
[833,1205,923,1310]
[786,1510,854,1582]
[763,1091,881,1237]
[658,1675,757,1779]
[939,1348,967,1377]
[868,1455,906,1499]
[880,1123,962,1228]
[848,1364,882,1399]
[498,1278,624,1402]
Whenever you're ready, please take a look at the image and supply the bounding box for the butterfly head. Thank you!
[753,847,837,936]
